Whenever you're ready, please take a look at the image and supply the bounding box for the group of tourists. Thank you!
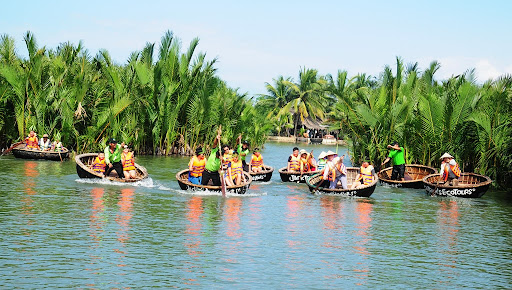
[287,147,317,174]
[25,131,64,151]
[90,138,138,181]
[187,132,266,187]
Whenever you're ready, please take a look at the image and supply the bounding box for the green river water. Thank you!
[1,142,511,288]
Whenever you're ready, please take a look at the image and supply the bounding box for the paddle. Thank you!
[217,126,226,197]
[431,178,444,196]
[57,146,64,162]
[2,141,23,156]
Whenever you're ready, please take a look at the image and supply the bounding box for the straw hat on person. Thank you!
[299,149,308,156]
[43,134,49,138]
[325,150,336,157]
[440,153,454,160]
[318,151,327,159]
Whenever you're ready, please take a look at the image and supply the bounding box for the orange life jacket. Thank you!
[308,158,316,171]
[92,157,106,173]
[360,166,374,185]
[251,154,263,168]
[189,156,206,177]
[328,162,346,182]
[122,152,136,171]
[301,158,310,172]
[229,160,243,180]
[289,154,300,171]
[26,136,38,149]
[443,162,461,181]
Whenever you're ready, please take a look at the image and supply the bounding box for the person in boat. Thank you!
[39,134,52,151]
[381,141,405,181]
[249,148,264,173]
[91,152,106,174]
[322,151,347,189]
[317,151,327,172]
[104,138,125,179]
[201,133,222,186]
[25,131,39,150]
[221,144,232,171]
[439,153,461,186]
[351,161,377,189]
[121,145,137,180]
[236,135,250,172]
[188,147,206,185]
[299,149,310,173]
[227,152,245,186]
[287,147,301,172]
[52,137,64,152]
[307,151,317,171]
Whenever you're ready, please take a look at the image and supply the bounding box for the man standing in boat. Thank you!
[381,141,405,181]
[104,138,125,179]
[201,132,222,186]
[236,135,250,172]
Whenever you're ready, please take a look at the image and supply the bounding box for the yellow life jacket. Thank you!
[189,156,206,177]
[289,154,300,171]
[122,152,136,171]
[443,162,461,181]
[251,154,263,168]
[360,165,374,185]
[92,157,106,173]
[328,162,346,182]
[229,160,243,180]
[26,136,38,149]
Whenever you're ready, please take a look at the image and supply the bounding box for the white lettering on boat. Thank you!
[425,185,476,196]
[289,175,306,182]
[252,174,266,181]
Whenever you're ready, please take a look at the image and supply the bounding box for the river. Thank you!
[1,142,511,288]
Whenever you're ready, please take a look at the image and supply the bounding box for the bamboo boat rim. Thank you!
[75,153,148,182]
[13,143,69,155]
[278,167,321,175]
[176,169,252,190]
[250,165,274,175]
[422,172,492,189]
[379,164,437,184]
[305,168,379,192]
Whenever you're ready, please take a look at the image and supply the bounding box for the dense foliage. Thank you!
[258,59,512,188]
[0,31,270,155]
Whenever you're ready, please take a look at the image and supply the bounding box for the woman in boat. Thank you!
[188,147,206,185]
[439,153,461,186]
[317,151,327,172]
[104,138,125,179]
[299,149,310,173]
[52,136,64,152]
[227,152,245,186]
[287,147,301,172]
[350,162,377,189]
[249,148,264,173]
[322,152,347,189]
[307,151,317,171]
[25,131,39,150]
[236,134,250,172]
[90,152,106,174]
[121,145,137,180]
[201,133,222,186]
[39,134,52,151]
[381,141,405,181]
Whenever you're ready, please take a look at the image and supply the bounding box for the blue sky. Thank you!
[2,0,511,95]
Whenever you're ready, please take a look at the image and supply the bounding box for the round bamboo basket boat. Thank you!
[423,173,492,198]
[378,164,437,188]
[249,165,274,182]
[176,169,252,195]
[12,144,69,161]
[278,167,321,183]
[75,153,148,182]
[305,168,378,197]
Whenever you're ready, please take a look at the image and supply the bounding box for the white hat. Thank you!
[440,153,453,159]
[299,149,308,155]
[318,151,327,159]
[325,150,336,156]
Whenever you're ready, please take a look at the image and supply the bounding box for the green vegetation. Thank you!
[258,58,512,188]
[0,31,270,155]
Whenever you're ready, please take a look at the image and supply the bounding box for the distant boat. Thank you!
[12,144,69,161]
[423,173,492,198]
[309,137,323,144]
[176,169,252,194]
[278,167,321,183]
[249,165,274,182]
[378,164,437,188]
[305,168,378,197]
[75,153,148,182]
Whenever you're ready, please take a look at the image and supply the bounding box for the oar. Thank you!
[57,147,63,162]
[431,176,444,196]
[2,141,23,156]
[217,125,226,197]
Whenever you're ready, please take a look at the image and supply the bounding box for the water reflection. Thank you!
[185,196,203,258]
[353,201,373,285]
[320,196,344,249]
[89,187,105,247]
[22,161,38,235]
[115,188,135,267]
[285,195,305,250]
[436,199,460,282]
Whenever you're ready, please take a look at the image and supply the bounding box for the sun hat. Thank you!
[318,151,327,159]
[325,150,336,156]
[440,153,454,159]
[108,138,117,144]
[299,149,308,155]
[42,134,49,138]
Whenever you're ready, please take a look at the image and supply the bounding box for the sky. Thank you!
[2,0,511,96]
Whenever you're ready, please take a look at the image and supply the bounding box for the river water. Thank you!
[1,142,511,288]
